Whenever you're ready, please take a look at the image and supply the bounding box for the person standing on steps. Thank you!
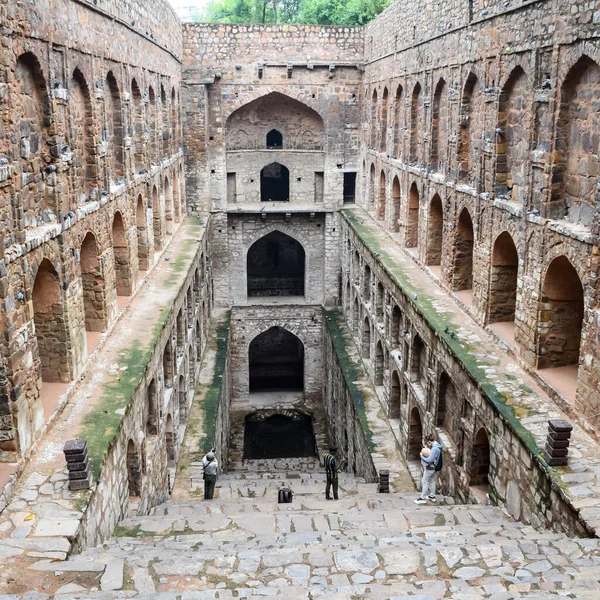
[324,446,344,500]
[414,436,443,505]
[202,450,218,500]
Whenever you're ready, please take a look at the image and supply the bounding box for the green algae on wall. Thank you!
[324,309,375,452]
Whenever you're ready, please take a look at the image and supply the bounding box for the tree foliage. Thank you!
[202,0,389,26]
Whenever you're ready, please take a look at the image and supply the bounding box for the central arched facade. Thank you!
[247,230,305,297]
[248,326,305,392]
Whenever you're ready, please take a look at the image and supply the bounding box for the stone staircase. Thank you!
[9,469,600,599]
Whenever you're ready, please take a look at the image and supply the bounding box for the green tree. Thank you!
[296,0,389,25]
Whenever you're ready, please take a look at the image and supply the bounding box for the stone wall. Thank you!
[0,0,184,459]
[361,0,600,428]
[341,213,589,537]
[73,223,212,551]
[182,23,363,214]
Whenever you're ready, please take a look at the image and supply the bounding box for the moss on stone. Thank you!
[324,309,375,452]
[342,209,542,462]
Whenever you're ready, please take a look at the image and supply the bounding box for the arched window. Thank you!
[406,182,419,249]
[112,212,132,296]
[426,194,443,266]
[452,208,474,291]
[131,78,144,172]
[136,195,150,271]
[80,232,107,332]
[408,408,423,461]
[489,232,518,324]
[266,129,283,149]
[261,162,289,201]
[249,327,304,392]
[247,231,305,297]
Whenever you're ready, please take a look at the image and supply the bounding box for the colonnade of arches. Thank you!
[127,256,210,501]
[8,50,182,232]
[366,54,600,225]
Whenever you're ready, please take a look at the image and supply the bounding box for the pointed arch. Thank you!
[247,230,305,297]
[261,162,289,201]
[80,232,108,332]
[470,428,490,488]
[408,407,423,461]
[380,87,389,153]
[378,170,386,221]
[458,73,479,183]
[409,82,422,163]
[405,182,419,249]
[160,84,169,158]
[127,440,141,497]
[266,129,283,149]
[368,164,376,211]
[430,78,447,171]
[105,72,124,178]
[362,317,371,359]
[375,340,384,385]
[489,231,518,323]
[70,68,95,198]
[148,85,158,162]
[152,184,163,250]
[112,211,132,296]
[426,194,443,266]
[370,89,378,147]
[249,326,304,392]
[391,176,401,232]
[393,84,403,157]
[131,78,144,172]
[390,370,401,418]
[452,207,474,291]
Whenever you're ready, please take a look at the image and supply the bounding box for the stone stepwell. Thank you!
[5,468,600,599]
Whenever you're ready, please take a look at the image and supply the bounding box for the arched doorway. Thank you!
[470,428,490,489]
[127,439,141,498]
[406,182,419,249]
[261,162,289,201]
[112,211,132,296]
[489,231,518,324]
[80,232,107,332]
[426,194,443,267]
[249,327,304,392]
[390,370,401,419]
[375,341,384,385]
[408,407,423,461]
[362,318,371,359]
[136,195,150,272]
[391,176,400,233]
[247,231,305,297]
[537,256,583,370]
[178,374,187,424]
[452,208,474,291]
[244,410,317,459]
[378,171,386,221]
[166,414,176,469]
[266,129,283,149]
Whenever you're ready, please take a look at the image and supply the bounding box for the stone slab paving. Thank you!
[0,218,206,570]
[3,479,600,598]
[344,207,600,535]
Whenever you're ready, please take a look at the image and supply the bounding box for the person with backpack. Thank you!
[414,436,443,504]
[324,446,345,500]
[202,450,218,500]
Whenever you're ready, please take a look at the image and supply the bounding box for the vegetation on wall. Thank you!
[197,0,389,26]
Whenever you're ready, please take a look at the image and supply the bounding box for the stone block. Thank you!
[64,439,87,455]
[544,443,568,457]
[543,451,568,467]
[68,472,92,490]
[548,419,573,433]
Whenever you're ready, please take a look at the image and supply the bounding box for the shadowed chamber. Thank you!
[247,231,305,297]
[244,413,316,459]
[249,326,304,391]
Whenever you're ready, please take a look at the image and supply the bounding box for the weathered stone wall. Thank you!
[342,214,589,537]
[73,225,212,551]
[322,313,378,482]
[182,23,363,214]
[0,0,184,459]
[361,0,600,428]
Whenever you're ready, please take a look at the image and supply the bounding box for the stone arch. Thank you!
[408,407,423,461]
[363,263,371,301]
[376,281,385,320]
[127,439,141,498]
[458,73,480,183]
[70,68,95,198]
[178,374,188,424]
[131,78,144,172]
[248,326,304,392]
[15,52,53,219]
[489,231,519,324]
[452,207,474,291]
[437,372,458,439]
[411,334,426,385]
[368,163,376,211]
[164,174,174,234]
[148,85,158,161]
[80,232,108,332]
[362,317,371,359]
[496,67,528,203]
[552,55,600,224]
[352,297,360,336]
[172,168,181,224]
[163,338,174,388]
[375,340,384,385]
[176,308,186,354]
[470,427,490,488]
[266,129,283,149]
[136,195,150,271]
[166,414,176,468]
[537,255,584,369]
[370,88,378,147]
[391,176,400,232]
[105,72,124,178]
[32,259,70,383]
[390,369,401,418]
[426,194,443,266]
[112,211,132,296]
[152,184,162,250]
[378,170,386,221]
[171,86,178,154]
[225,91,324,151]
[146,378,158,435]
[405,182,419,249]
[246,230,305,298]
[160,84,169,158]
[393,84,403,157]
[260,162,289,202]
[391,304,402,345]
[380,87,389,153]
[409,82,422,163]
[195,317,203,362]
[430,78,447,171]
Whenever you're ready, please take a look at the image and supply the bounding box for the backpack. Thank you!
[434,450,443,472]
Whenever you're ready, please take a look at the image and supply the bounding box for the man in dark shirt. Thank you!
[324,446,341,500]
